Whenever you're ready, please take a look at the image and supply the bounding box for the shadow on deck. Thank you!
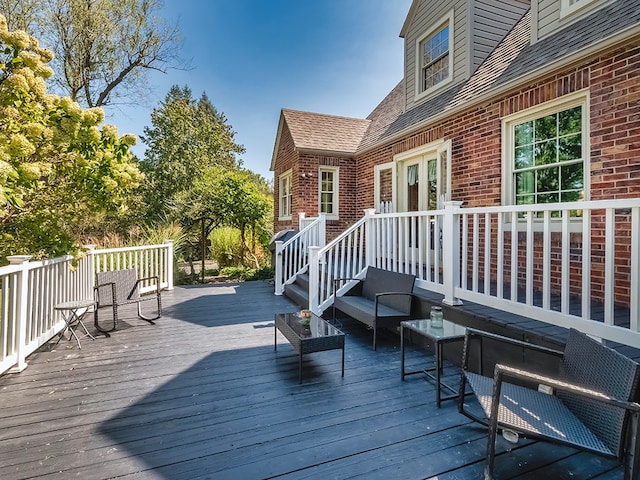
[0,281,625,479]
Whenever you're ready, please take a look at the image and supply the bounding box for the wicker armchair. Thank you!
[459,328,640,479]
[93,268,162,335]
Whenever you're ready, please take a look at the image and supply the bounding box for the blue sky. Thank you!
[110,0,413,179]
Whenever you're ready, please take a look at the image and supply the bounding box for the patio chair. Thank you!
[94,268,162,335]
[459,328,640,479]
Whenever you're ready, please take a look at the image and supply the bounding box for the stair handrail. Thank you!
[308,210,374,313]
[274,214,326,295]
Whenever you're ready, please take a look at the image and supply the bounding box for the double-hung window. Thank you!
[319,167,338,219]
[504,92,588,214]
[416,12,453,98]
[279,170,292,220]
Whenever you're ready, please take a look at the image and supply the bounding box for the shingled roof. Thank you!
[281,109,370,155]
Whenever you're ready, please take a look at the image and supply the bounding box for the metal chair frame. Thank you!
[459,328,640,479]
[93,268,162,335]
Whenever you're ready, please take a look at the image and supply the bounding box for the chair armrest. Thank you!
[137,275,160,284]
[462,327,564,371]
[136,275,161,294]
[374,292,413,316]
[494,363,640,412]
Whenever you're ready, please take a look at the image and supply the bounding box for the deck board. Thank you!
[0,281,626,479]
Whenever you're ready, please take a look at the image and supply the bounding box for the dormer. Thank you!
[531,0,616,43]
[400,0,530,111]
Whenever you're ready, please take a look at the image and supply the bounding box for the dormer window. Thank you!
[416,12,453,99]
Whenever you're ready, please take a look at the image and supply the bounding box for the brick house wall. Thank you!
[351,42,640,305]
[273,122,358,240]
[273,123,299,234]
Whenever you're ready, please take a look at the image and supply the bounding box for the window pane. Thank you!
[515,145,533,169]
[536,166,559,193]
[561,163,584,190]
[535,140,557,166]
[516,171,534,195]
[559,106,582,135]
[534,114,557,141]
[516,194,534,205]
[558,133,581,162]
[514,121,533,147]
[537,193,559,204]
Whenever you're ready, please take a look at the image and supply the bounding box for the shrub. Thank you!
[209,227,243,267]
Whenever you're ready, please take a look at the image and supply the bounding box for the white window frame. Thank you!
[318,166,339,219]
[374,162,396,213]
[415,11,454,101]
[278,169,292,221]
[394,139,451,211]
[501,89,590,209]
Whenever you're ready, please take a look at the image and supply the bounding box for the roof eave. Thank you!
[297,147,357,158]
[269,112,285,172]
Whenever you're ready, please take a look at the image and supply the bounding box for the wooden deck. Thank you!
[0,281,625,479]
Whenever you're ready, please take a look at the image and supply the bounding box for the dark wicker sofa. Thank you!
[332,266,415,350]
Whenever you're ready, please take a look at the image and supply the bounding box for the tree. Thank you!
[0,15,143,260]
[140,85,245,223]
[1,0,184,108]
[176,167,271,269]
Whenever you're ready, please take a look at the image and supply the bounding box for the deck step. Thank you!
[283,274,309,308]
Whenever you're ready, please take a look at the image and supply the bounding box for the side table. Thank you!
[401,318,467,407]
[55,299,96,349]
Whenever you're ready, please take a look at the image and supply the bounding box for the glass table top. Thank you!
[401,318,467,340]
[279,312,344,339]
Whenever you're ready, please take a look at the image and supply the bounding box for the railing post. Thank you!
[364,208,376,267]
[7,255,32,373]
[318,213,327,247]
[274,240,284,295]
[308,246,320,314]
[84,244,95,298]
[164,240,174,290]
[442,201,463,306]
[298,212,306,229]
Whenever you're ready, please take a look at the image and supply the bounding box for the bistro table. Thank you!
[275,312,345,383]
[401,318,467,407]
[54,299,96,349]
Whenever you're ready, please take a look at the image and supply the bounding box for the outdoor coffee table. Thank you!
[274,312,345,383]
[401,318,467,407]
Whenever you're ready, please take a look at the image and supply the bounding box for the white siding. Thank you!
[472,0,530,72]
[403,0,528,112]
[533,0,611,42]
[536,0,560,39]
[404,0,469,111]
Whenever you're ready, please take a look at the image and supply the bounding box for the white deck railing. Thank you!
[307,199,640,349]
[0,241,174,375]
[274,215,326,295]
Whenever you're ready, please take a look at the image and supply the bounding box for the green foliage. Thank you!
[209,227,243,268]
[140,86,245,223]
[218,265,273,281]
[0,15,143,261]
